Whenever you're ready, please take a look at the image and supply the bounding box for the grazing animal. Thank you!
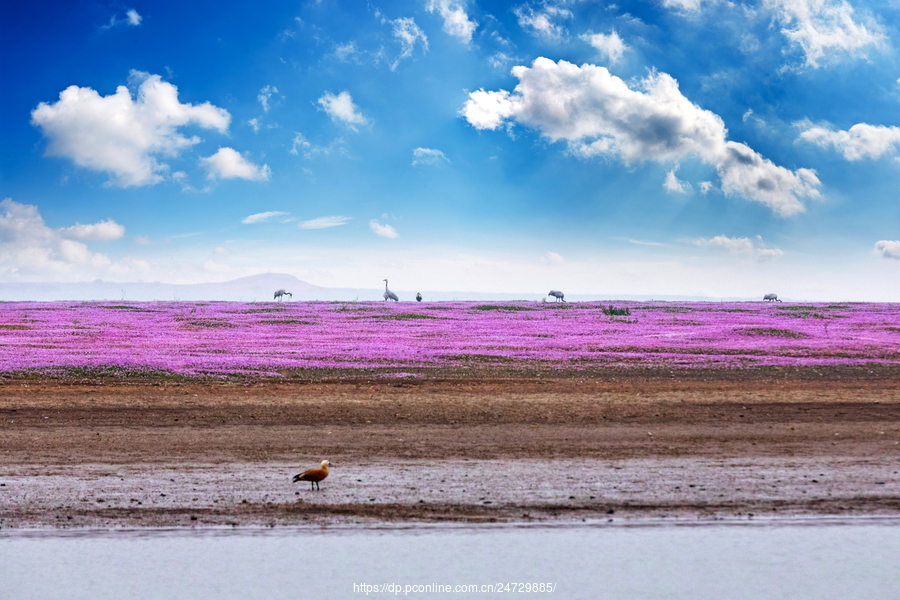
[292,460,331,491]
[416,292,422,302]
[383,279,399,302]
[548,290,565,303]
[763,293,782,302]
[274,289,292,302]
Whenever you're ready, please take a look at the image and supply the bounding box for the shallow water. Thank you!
[2,519,899,600]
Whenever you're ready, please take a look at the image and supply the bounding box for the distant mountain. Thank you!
[0,273,751,302]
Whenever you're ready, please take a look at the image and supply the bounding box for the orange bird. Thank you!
[292,460,332,490]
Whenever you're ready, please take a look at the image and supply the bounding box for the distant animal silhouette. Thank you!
[274,289,292,302]
[416,292,422,302]
[763,293,782,302]
[548,290,565,302]
[383,279,399,301]
[292,460,331,491]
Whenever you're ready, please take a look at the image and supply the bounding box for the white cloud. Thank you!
[766,0,884,68]
[333,42,359,62]
[488,52,515,70]
[299,216,352,229]
[463,58,820,216]
[664,168,692,194]
[61,220,126,241]
[317,91,369,130]
[247,118,261,133]
[370,219,399,238]
[258,85,278,112]
[31,71,230,187]
[660,0,708,12]
[581,30,628,64]
[200,148,271,181]
[513,5,571,39]
[134,235,151,245]
[698,181,716,194]
[241,211,290,224]
[0,198,122,276]
[426,0,477,44]
[797,121,900,161]
[102,9,143,29]
[695,234,784,261]
[545,251,565,264]
[874,240,900,260]
[391,17,428,70]
[412,147,449,166]
[289,132,346,158]
[126,9,142,26]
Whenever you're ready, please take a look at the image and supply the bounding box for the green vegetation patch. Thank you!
[740,327,811,339]
[0,324,31,330]
[602,305,632,316]
[373,313,441,321]
[258,319,315,325]
[98,305,158,312]
[472,305,536,312]
[179,318,235,328]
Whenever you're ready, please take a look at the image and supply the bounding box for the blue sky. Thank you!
[1,0,898,299]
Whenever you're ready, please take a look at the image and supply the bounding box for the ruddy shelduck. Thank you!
[292,460,331,490]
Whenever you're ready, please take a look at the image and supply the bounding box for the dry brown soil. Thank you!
[1,375,899,528]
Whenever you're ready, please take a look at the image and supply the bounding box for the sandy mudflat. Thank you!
[1,374,899,528]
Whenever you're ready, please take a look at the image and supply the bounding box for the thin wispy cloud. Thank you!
[299,216,352,229]
[695,235,784,261]
[241,211,290,224]
[412,147,449,166]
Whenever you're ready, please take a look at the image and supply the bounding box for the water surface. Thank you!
[2,519,898,600]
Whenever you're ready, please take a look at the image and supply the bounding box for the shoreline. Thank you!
[2,376,898,529]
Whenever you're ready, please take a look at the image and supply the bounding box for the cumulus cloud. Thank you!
[462,58,820,216]
[391,17,428,70]
[581,30,628,64]
[200,148,271,181]
[126,9,142,26]
[241,211,290,224]
[874,240,900,260]
[318,91,369,130]
[412,147,449,166]
[797,121,900,161]
[299,216,352,229]
[31,71,230,187]
[61,220,126,241]
[766,0,884,68]
[695,234,784,261]
[426,0,477,43]
[258,85,278,112]
[0,198,124,276]
[370,219,399,238]
[664,168,692,194]
[514,4,571,39]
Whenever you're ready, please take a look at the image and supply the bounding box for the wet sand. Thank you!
[1,376,899,527]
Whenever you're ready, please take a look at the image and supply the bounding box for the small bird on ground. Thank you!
[292,460,332,490]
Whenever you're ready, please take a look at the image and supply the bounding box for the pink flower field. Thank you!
[2,300,899,379]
